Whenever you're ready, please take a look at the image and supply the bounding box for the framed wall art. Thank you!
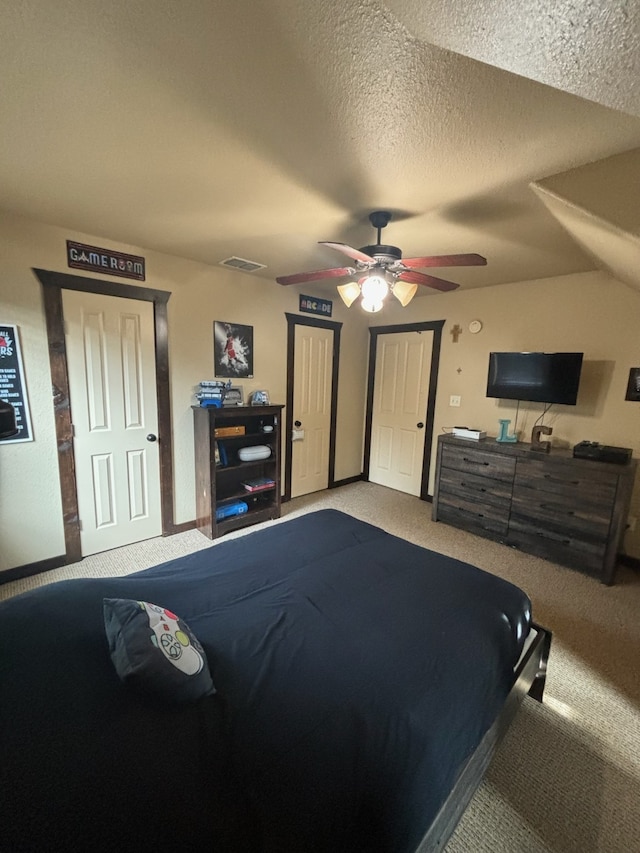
[214,321,253,379]
[625,367,640,402]
[0,323,33,443]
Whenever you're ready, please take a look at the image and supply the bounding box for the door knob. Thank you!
[146,433,157,442]
[294,420,302,427]
[417,422,424,429]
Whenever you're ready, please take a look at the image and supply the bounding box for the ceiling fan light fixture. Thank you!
[361,296,384,313]
[337,281,361,308]
[360,273,389,303]
[391,280,418,307]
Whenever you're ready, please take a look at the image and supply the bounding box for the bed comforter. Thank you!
[0,509,531,852]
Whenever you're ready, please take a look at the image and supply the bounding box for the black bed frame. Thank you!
[415,623,552,852]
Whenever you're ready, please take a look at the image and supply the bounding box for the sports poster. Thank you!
[214,321,254,379]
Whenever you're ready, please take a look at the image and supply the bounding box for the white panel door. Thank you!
[63,290,162,555]
[369,330,433,496]
[291,324,333,498]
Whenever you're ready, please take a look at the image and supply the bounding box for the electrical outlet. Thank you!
[449,395,461,407]
[628,516,637,532]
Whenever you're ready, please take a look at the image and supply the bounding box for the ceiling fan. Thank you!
[276,211,487,312]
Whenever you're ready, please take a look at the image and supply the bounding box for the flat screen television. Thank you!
[486,352,583,405]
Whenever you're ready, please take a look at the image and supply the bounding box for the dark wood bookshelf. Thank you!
[193,404,284,539]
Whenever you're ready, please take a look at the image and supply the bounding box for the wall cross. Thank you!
[450,324,462,343]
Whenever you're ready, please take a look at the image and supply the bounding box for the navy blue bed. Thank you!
[0,509,543,853]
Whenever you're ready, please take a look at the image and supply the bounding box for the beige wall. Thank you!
[392,270,640,557]
[2,209,639,572]
[0,212,369,574]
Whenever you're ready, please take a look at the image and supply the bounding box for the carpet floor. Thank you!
[3,481,639,853]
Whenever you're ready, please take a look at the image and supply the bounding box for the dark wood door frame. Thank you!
[33,268,178,565]
[284,313,342,502]
[364,320,445,501]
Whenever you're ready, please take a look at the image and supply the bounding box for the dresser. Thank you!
[432,434,637,584]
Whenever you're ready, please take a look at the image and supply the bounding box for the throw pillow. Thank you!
[103,598,216,703]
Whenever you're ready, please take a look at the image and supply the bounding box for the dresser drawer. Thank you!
[510,485,612,542]
[441,445,516,482]
[437,492,510,537]
[438,466,512,509]
[514,456,618,505]
[507,515,605,577]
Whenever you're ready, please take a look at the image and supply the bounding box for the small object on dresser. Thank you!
[242,477,276,493]
[452,427,486,440]
[573,441,632,464]
[496,419,517,443]
[530,424,552,453]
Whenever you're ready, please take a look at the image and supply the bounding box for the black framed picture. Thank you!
[214,321,253,379]
[625,367,640,401]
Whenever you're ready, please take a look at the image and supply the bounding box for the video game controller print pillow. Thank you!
[103,598,216,703]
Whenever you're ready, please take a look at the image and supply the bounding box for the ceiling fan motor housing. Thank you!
[359,244,402,262]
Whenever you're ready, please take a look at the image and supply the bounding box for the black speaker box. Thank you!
[573,441,632,464]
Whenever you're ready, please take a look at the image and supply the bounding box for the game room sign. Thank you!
[66,240,146,281]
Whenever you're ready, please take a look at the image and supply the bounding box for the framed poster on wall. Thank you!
[625,367,640,402]
[0,323,33,443]
[214,321,254,379]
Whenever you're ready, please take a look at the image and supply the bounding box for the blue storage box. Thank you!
[215,499,248,521]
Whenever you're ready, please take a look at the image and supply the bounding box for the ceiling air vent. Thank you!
[219,256,266,273]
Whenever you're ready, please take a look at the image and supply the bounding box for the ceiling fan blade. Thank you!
[319,242,375,263]
[401,253,487,268]
[398,270,460,292]
[276,266,355,286]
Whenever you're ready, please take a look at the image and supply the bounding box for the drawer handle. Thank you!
[463,457,489,466]
[538,503,574,516]
[460,481,486,492]
[535,531,571,545]
[542,474,580,485]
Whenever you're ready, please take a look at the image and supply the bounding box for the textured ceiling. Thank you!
[2,0,640,296]
[532,184,640,294]
[385,0,640,117]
